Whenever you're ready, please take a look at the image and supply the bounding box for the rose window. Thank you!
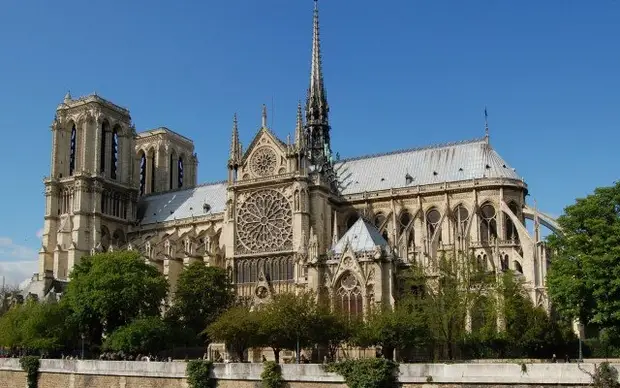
[236,190,293,253]
[250,147,277,177]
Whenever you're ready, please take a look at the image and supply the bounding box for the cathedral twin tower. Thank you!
[35,1,553,321]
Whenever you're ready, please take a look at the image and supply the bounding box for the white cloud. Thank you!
[0,237,39,287]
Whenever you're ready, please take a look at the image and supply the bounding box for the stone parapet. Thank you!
[0,358,617,387]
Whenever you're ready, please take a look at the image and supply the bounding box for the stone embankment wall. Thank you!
[0,358,615,388]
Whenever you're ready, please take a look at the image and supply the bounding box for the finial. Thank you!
[484,106,489,143]
[229,113,241,165]
[295,101,304,150]
[64,91,72,103]
[261,104,268,128]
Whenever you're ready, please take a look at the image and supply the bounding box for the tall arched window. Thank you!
[69,123,77,176]
[335,272,363,320]
[454,204,469,237]
[399,210,415,251]
[505,202,520,242]
[139,151,146,196]
[178,156,184,188]
[374,212,389,241]
[150,150,156,193]
[111,126,119,180]
[479,203,498,243]
[100,121,109,174]
[426,208,442,242]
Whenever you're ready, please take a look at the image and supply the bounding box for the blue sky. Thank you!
[0,0,618,285]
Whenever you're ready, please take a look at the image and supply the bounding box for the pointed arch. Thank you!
[178,153,185,188]
[479,202,498,243]
[138,149,147,196]
[147,147,156,194]
[111,124,121,180]
[169,148,177,190]
[426,207,442,243]
[69,122,77,176]
[334,271,364,320]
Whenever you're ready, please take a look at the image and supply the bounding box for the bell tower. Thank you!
[39,93,138,280]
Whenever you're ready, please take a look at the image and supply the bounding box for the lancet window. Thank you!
[234,256,295,284]
[399,210,415,251]
[139,152,146,196]
[101,190,128,219]
[335,272,363,320]
[111,126,119,180]
[479,203,498,243]
[374,212,388,241]
[69,123,77,176]
[58,188,73,215]
[178,156,184,188]
[426,208,442,243]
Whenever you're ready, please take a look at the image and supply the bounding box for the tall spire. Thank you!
[305,0,332,168]
[484,106,489,144]
[295,101,304,150]
[229,113,241,166]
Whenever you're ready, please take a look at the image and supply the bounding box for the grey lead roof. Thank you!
[332,218,388,254]
[138,138,521,225]
[334,137,521,195]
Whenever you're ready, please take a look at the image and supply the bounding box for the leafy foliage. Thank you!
[205,305,260,361]
[325,358,398,388]
[166,262,234,345]
[19,356,40,388]
[547,181,620,328]
[261,361,284,388]
[352,304,428,360]
[186,359,215,388]
[103,316,173,356]
[592,362,620,388]
[63,251,168,347]
[0,301,75,353]
[398,252,496,359]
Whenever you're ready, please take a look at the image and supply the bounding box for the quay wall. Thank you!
[0,358,616,388]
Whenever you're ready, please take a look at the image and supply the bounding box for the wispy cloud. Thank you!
[0,236,38,287]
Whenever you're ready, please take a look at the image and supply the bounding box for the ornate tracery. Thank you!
[250,146,278,177]
[236,189,293,253]
[335,272,363,320]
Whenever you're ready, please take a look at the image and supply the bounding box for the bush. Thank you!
[19,356,40,388]
[261,361,285,388]
[186,359,214,388]
[325,358,398,388]
[592,362,619,388]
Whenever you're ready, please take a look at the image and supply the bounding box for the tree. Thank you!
[0,301,75,354]
[312,308,355,362]
[255,292,321,363]
[547,181,620,331]
[103,317,173,356]
[63,251,168,347]
[205,305,260,361]
[166,262,234,345]
[398,252,496,360]
[352,304,428,360]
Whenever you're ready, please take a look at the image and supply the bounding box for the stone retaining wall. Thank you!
[0,358,615,388]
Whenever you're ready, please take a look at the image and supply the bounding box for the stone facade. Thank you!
[0,359,607,388]
[30,2,560,323]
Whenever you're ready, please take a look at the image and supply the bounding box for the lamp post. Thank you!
[81,334,85,360]
[577,322,584,362]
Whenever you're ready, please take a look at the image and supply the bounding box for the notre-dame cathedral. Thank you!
[27,1,560,318]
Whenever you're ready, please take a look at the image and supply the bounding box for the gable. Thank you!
[238,128,289,180]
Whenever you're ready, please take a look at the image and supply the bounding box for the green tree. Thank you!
[103,317,173,356]
[312,308,355,362]
[352,303,428,360]
[399,252,496,360]
[255,292,321,363]
[0,301,75,354]
[63,251,168,347]
[166,262,234,345]
[547,181,620,331]
[205,305,260,361]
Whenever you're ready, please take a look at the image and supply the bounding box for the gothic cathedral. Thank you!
[30,1,560,319]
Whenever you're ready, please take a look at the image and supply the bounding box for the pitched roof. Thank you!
[137,138,521,225]
[333,218,388,254]
[138,182,227,225]
[333,137,521,195]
